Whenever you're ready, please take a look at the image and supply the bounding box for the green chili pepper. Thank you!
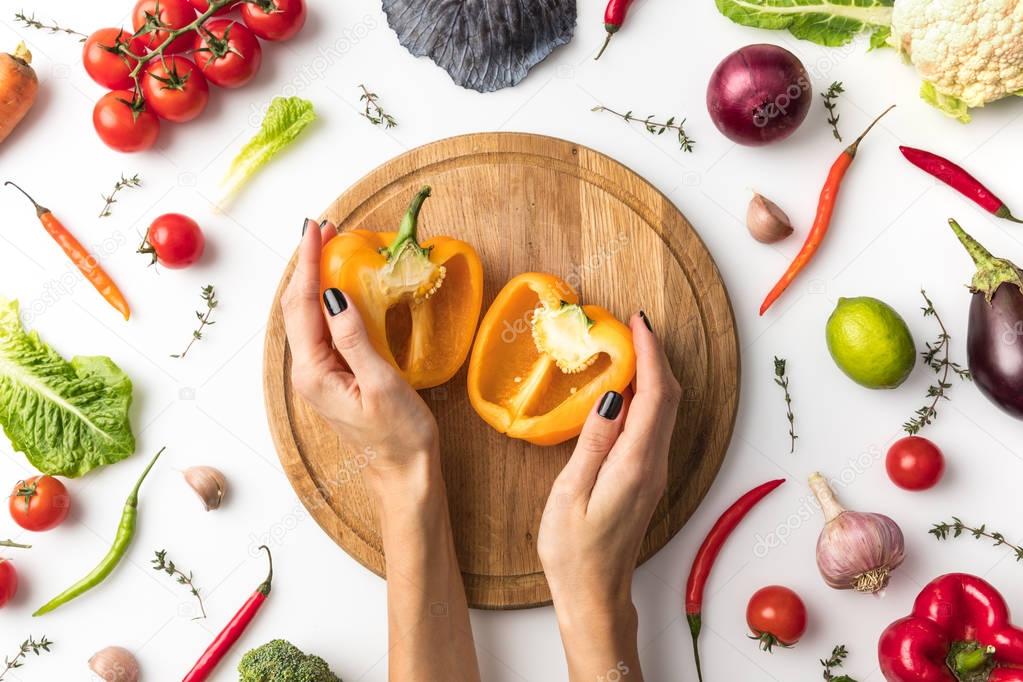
[33,447,165,617]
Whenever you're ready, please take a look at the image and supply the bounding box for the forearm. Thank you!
[553,596,643,682]
[368,456,480,682]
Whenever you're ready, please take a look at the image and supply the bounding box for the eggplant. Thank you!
[949,219,1023,419]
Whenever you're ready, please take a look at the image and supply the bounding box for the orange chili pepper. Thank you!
[467,272,635,446]
[5,181,131,320]
[759,105,895,316]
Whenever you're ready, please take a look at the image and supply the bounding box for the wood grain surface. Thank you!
[263,132,739,609]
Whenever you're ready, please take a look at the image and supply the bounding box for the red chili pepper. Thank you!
[594,0,635,60]
[5,181,131,320]
[879,573,1023,681]
[759,105,895,316]
[900,146,1022,224]
[182,546,273,682]
[685,478,785,682]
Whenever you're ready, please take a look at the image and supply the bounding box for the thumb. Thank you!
[321,287,394,383]
[555,390,627,494]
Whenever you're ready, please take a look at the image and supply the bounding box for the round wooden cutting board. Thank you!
[263,132,739,609]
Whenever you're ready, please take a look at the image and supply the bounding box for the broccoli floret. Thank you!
[238,639,342,682]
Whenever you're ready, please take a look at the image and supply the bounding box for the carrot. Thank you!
[0,43,38,144]
[759,105,895,316]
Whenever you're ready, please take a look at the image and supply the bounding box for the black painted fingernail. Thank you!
[597,391,623,420]
[319,219,328,228]
[302,218,312,235]
[323,288,348,316]
[639,310,653,333]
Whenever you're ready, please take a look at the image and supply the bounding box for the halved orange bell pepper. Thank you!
[320,186,484,389]
[467,273,636,446]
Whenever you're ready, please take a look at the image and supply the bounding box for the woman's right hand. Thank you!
[280,219,440,490]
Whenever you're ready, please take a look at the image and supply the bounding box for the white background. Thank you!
[1,0,1022,679]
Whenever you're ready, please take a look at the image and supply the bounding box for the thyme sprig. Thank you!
[0,635,53,680]
[822,81,845,141]
[591,105,695,153]
[773,357,797,453]
[903,289,971,434]
[930,517,1023,563]
[152,550,207,619]
[12,11,86,41]
[821,644,858,682]
[99,174,142,218]
[172,285,218,359]
[359,85,397,128]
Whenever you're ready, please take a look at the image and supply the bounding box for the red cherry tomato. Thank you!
[93,90,161,153]
[132,0,197,53]
[141,214,206,268]
[240,0,306,41]
[886,436,945,491]
[746,585,807,652]
[0,560,16,608]
[189,0,238,15]
[82,28,146,90]
[141,56,209,122]
[194,20,262,88]
[9,476,70,532]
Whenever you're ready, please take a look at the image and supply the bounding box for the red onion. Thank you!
[707,44,812,146]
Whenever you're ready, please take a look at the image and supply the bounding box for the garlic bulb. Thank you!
[809,472,905,593]
[746,193,794,244]
[183,465,226,511]
[89,646,140,682]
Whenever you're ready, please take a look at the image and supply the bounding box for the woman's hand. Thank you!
[538,313,682,682]
[280,219,439,490]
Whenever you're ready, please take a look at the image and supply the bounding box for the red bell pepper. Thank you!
[879,573,1023,681]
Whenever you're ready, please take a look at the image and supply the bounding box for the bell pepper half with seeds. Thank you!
[320,186,484,390]
[468,272,636,446]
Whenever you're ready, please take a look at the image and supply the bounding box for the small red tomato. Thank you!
[0,560,16,607]
[194,20,262,88]
[141,56,209,122]
[141,213,206,268]
[189,0,238,14]
[746,585,807,652]
[93,90,160,153]
[241,0,306,41]
[886,436,945,491]
[132,0,197,53]
[9,476,71,532]
[82,28,146,90]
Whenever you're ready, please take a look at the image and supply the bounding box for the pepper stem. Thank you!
[0,539,31,549]
[4,180,49,217]
[846,104,895,157]
[948,218,1023,301]
[257,545,274,596]
[687,612,704,682]
[595,32,613,60]
[955,645,994,673]
[383,186,432,260]
[995,205,1023,224]
[127,447,166,507]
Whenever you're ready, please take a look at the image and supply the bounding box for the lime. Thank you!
[826,297,916,389]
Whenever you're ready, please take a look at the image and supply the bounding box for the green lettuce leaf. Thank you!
[713,0,894,47]
[219,96,316,208]
[920,81,971,123]
[0,299,135,477]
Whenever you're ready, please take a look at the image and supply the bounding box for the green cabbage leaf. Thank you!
[713,0,894,47]
[0,299,135,477]
[219,96,316,208]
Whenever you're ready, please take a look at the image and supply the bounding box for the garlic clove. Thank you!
[747,192,794,244]
[183,465,226,511]
[89,646,140,682]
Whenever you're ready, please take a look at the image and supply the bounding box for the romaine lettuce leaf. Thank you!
[219,96,316,209]
[920,81,971,123]
[0,299,135,477]
[714,0,894,47]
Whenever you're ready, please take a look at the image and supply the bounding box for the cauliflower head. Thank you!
[890,0,1023,122]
